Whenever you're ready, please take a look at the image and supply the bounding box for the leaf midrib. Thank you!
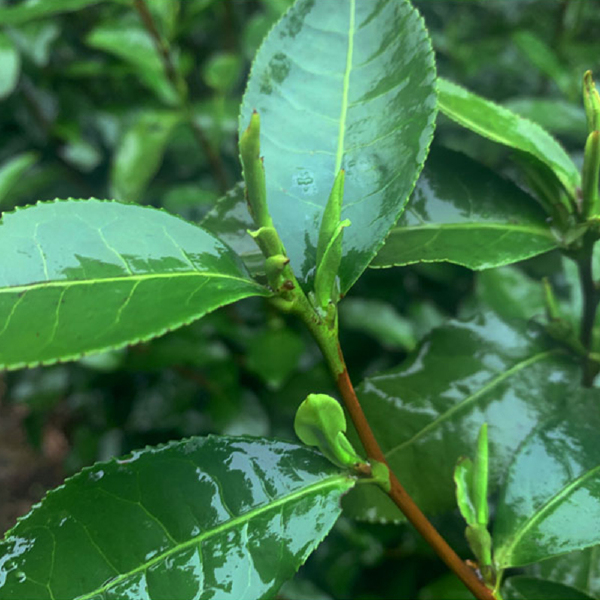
[74,473,352,600]
[334,0,355,174]
[0,270,266,295]
[385,349,559,460]
[497,461,600,568]
[390,222,556,238]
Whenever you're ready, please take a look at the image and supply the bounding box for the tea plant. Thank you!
[0,1,599,599]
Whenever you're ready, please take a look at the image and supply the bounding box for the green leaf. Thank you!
[469,266,546,322]
[0,435,355,599]
[0,199,270,370]
[503,576,596,600]
[494,405,600,568]
[200,183,264,275]
[295,393,363,469]
[504,98,585,141]
[240,0,437,293]
[527,547,600,599]
[343,311,571,522]
[203,52,242,94]
[437,77,580,199]
[0,152,38,207]
[339,298,416,352]
[512,30,572,98]
[0,0,103,25]
[246,327,305,389]
[86,23,178,105]
[0,33,20,99]
[110,110,181,203]
[371,148,558,270]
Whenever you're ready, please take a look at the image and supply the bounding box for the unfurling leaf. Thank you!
[295,393,363,469]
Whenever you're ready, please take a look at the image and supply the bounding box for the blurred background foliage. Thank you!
[0,0,598,598]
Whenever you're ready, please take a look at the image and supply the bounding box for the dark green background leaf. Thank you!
[504,576,596,600]
[240,0,437,293]
[0,435,354,600]
[0,200,269,370]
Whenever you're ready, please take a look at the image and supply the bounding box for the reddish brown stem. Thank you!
[336,360,495,600]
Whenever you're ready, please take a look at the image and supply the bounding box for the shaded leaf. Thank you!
[339,298,416,351]
[469,266,545,322]
[0,0,103,25]
[201,183,264,275]
[86,22,178,105]
[0,199,270,370]
[494,406,600,568]
[240,0,437,293]
[371,148,558,270]
[0,152,38,207]
[504,576,595,600]
[343,311,572,522]
[0,33,20,99]
[0,435,355,599]
[246,328,306,390]
[437,77,580,199]
[528,547,600,599]
[203,52,243,94]
[512,30,572,98]
[110,110,181,202]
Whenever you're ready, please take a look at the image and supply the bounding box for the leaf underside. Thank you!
[437,77,580,199]
[372,147,558,270]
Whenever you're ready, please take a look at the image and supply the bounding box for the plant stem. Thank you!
[304,317,495,600]
[577,234,600,386]
[133,0,230,194]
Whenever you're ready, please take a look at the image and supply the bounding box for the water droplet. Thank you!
[89,469,104,482]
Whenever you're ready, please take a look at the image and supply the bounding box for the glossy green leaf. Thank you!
[110,110,181,202]
[343,311,573,522]
[240,0,437,293]
[371,148,558,270]
[86,23,178,105]
[528,547,600,599]
[494,405,600,568]
[0,199,270,370]
[0,33,20,99]
[505,98,586,141]
[0,0,102,25]
[200,183,264,275]
[503,576,596,600]
[0,152,38,207]
[0,435,355,599]
[437,77,580,199]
